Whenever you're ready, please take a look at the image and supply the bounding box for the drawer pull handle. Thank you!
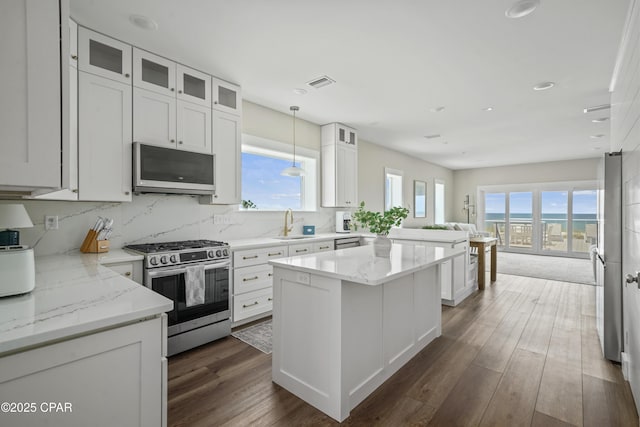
[268,297,273,301]
[125,272,131,277]
[268,273,273,277]
[242,301,259,308]
[320,246,330,249]
[296,249,308,253]
[243,255,258,260]
[268,252,282,257]
[243,276,259,282]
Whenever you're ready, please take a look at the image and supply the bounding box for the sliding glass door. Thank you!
[481,186,596,258]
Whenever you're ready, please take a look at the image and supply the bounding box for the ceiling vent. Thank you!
[307,75,335,89]
[424,134,441,140]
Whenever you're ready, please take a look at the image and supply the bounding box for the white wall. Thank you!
[358,140,455,228]
[452,158,599,223]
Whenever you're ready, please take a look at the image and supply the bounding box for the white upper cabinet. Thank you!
[321,123,358,208]
[0,0,65,192]
[133,48,176,97]
[69,18,78,68]
[177,64,210,107]
[176,100,212,153]
[212,78,242,116]
[78,72,132,202]
[211,111,241,204]
[78,27,132,85]
[133,88,177,147]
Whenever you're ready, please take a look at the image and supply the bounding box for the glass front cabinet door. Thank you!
[78,27,132,85]
[133,48,176,97]
[177,64,211,107]
[212,78,242,116]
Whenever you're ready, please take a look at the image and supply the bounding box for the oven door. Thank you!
[145,260,230,335]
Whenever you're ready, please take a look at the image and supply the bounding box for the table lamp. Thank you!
[0,204,34,246]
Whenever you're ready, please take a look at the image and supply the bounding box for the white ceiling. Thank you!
[70,0,630,170]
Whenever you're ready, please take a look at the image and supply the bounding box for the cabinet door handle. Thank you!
[71,54,78,60]
[243,276,259,282]
[268,273,273,277]
[214,101,218,104]
[243,255,258,260]
[178,141,183,145]
[178,90,183,94]
[125,272,131,277]
[268,297,273,302]
[268,252,282,257]
[319,245,330,250]
[242,301,259,308]
[170,139,175,143]
[170,88,175,92]
[125,191,130,196]
[296,249,308,253]
[124,73,130,78]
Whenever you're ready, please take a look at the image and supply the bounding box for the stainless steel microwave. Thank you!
[133,142,215,195]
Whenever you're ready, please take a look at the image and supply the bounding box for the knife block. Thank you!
[80,229,110,253]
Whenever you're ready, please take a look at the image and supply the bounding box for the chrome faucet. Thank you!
[284,208,294,237]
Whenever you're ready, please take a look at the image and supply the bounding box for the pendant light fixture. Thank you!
[281,106,305,176]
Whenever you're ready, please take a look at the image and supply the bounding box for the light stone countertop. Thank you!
[0,250,172,356]
[227,233,362,251]
[270,242,465,286]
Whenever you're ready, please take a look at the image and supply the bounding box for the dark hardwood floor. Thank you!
[168,273,638,426]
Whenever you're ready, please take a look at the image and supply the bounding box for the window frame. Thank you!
[384,167,404,211]
[240,134,318,212]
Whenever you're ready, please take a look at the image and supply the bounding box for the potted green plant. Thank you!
[352,202,409,256]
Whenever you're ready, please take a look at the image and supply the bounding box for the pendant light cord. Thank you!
[292,108,297,167]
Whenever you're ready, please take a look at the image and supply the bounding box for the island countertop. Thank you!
[269,242,465,286]
[0,252,173,356]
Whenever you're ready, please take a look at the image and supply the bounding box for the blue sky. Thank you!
[485,190,596,215]
[241,152,301,210]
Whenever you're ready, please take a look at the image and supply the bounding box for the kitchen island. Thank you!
[269,243,465,422]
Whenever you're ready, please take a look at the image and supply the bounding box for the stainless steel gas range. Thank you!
[125,240,230,356]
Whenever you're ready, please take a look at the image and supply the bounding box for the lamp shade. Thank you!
[0,204,34,229]
[281,165,305,177]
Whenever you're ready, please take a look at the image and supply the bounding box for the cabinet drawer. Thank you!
[313,241,334,252]
[289,243,313,256]
[234,264,273,294]
[233,288,272,321]
[233,245,288,268]
[102,260,142,285]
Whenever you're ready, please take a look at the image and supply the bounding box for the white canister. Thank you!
[0,246,35,297]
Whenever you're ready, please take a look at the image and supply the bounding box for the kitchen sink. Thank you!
[272,235,314,240]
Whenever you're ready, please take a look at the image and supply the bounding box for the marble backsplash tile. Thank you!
[3,196,340,256]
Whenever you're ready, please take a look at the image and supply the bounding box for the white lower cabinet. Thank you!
[78,71,132,202]
[232,245,288,323]
[0,316,166,427]
[102,260,143,285]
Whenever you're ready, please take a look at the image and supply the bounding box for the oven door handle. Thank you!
[147,262,230,279]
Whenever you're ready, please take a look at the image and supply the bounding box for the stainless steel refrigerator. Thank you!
[594,151,622,362]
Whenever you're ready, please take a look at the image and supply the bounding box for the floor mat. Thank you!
[231,319,272,354]
[488,252,595,285]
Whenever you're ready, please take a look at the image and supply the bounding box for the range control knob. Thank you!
[149,256,158,266]
[160,256,168,264]
[216,250,222,257]
[170,255,177,263]
[208,250,214,258]
[223,249,229,257]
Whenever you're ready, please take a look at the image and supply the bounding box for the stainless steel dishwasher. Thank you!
[334,237,361,250]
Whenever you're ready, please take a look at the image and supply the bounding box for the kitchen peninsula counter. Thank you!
[269,243,464,422]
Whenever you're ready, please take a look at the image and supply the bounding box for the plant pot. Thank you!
[373,234,392,257]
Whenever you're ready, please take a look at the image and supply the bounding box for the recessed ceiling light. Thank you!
[430,106,446,113]
[593,147,601,151]
[591,117,610,123]
[306,75,335,89]
[533,81,555,91]
[482,107,494,111]
[583,104,611,114]
[292,88,307,95]
[442,141,449,145]
[505,0,539,19]
[129,14,158,31]
[424,134,441,139]
[590,134,605,139]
